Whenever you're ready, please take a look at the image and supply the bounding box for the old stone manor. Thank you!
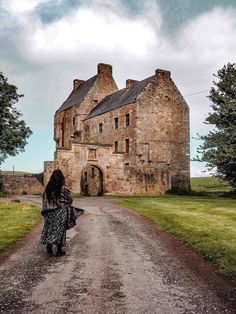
[44,63,190,196]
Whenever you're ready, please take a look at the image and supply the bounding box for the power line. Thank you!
[184,89,209,97]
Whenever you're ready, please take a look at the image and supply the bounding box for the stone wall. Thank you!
[54,64,118,150]
[1,174,44,195]
[44,161,55,186]
[135,70,190,192]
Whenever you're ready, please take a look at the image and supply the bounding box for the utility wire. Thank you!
[184,89,209,97]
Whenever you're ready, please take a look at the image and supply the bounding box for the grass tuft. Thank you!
[0,203,41,253]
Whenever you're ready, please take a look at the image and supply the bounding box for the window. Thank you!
[72,116,76,126]
[114,141,118,153]
[115,117,119,129]
[125,113,130,126]
[91,167,95,177]
[125,138,129,153]
[85,126,90,137]
[84,172,88,182]
[99,122,102,133]
[61,119,65,147]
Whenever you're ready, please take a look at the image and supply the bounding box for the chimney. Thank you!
[97,63,112,76]
[155,69,171,77]
[126,79,139,89]
[73,79,85,90]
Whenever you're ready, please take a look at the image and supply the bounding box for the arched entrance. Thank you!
[80,164,104,196]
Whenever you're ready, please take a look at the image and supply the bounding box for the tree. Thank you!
[197,63,236,187]
[0,72,32,165]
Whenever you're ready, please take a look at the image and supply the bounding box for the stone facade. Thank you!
[1,174,44,195]
[45,63,190,195]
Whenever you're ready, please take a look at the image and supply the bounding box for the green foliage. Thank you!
[120,196,236,276]
[197,63,236,188]
[0,203,40,253]
[0,72,32,165]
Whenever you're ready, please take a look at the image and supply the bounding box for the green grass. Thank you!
[0,203,41,253]
[120,196,236,277]
[191,177,232,192]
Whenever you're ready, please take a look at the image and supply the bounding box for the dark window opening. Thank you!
[99,122,102,133]
[84,172,88,182]
[115,117,119,129]
[91,167,95,177]
[114,141,118,153]
[61,119,65,147]
[72,116,76,126]
[125,113,130,126]
[85,126,90,137]
[125,138,129,153]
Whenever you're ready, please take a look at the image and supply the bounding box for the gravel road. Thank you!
[0,196,235,314]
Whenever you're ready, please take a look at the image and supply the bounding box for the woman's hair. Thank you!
[45,169,65,201]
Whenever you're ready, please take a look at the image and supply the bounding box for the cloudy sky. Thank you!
[1,0,236,176]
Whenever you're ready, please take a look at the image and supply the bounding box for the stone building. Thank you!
[44,63,190,195]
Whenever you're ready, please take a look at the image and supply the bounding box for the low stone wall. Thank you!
[0,174,44,195]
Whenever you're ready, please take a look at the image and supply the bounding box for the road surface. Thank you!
[0,196,235,313]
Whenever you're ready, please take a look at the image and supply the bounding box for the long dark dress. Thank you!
[40,185,72,247]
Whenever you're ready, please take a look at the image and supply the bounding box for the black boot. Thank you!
[46,243,53,255]
[56,244,66,256]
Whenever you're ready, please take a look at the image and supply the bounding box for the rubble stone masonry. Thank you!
[45,64,190,195]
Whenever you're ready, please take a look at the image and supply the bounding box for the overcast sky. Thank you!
[1,0,236,176]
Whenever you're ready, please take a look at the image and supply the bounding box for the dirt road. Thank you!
[0,197,235,314]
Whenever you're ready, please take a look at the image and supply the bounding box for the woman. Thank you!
[40,169,82,256]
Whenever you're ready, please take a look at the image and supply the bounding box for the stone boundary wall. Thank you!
[0,174,44,195]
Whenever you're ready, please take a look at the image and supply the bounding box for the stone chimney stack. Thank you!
[126,79,138,89]
[73,79,85,90]
[155,69,171,78]
[97,63,112,76]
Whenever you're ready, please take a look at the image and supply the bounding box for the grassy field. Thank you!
[120,196,236,277]
[0,203,41,253]
[191,177,232,192]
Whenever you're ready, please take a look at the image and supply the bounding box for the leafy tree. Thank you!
[0,72,32,165]
[197,63,236,187]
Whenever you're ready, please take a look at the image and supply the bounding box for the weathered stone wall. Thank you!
[83,102,137,166]
[136,70,190,192]
[44,161,55,186]
[54,64,118,150]
[49,64,190,195]
[1,174,44,195]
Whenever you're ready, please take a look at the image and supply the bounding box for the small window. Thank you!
[125,138,129,153]
[114,141,118,153]
[72,116,76,126]
[85,126,90,137]
[125,113,130,126]
[91,167,95,177]
[84,172,88,182]
[115,117,119,129]
[99,122,102,133]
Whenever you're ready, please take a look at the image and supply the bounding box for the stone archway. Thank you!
[80,164,104,196]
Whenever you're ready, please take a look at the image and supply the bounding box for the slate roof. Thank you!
[56,75,97,114]
[86,75,154,119]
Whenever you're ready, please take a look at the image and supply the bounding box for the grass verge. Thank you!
[191,177,232,192]
[120,196,236,277]
[0,203,41,253]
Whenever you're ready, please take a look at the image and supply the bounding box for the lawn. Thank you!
[0,203,41,253]
[120,196,236,277]
[191,176,232,192]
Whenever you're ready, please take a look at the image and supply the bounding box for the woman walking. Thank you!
[40,169,83,256]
